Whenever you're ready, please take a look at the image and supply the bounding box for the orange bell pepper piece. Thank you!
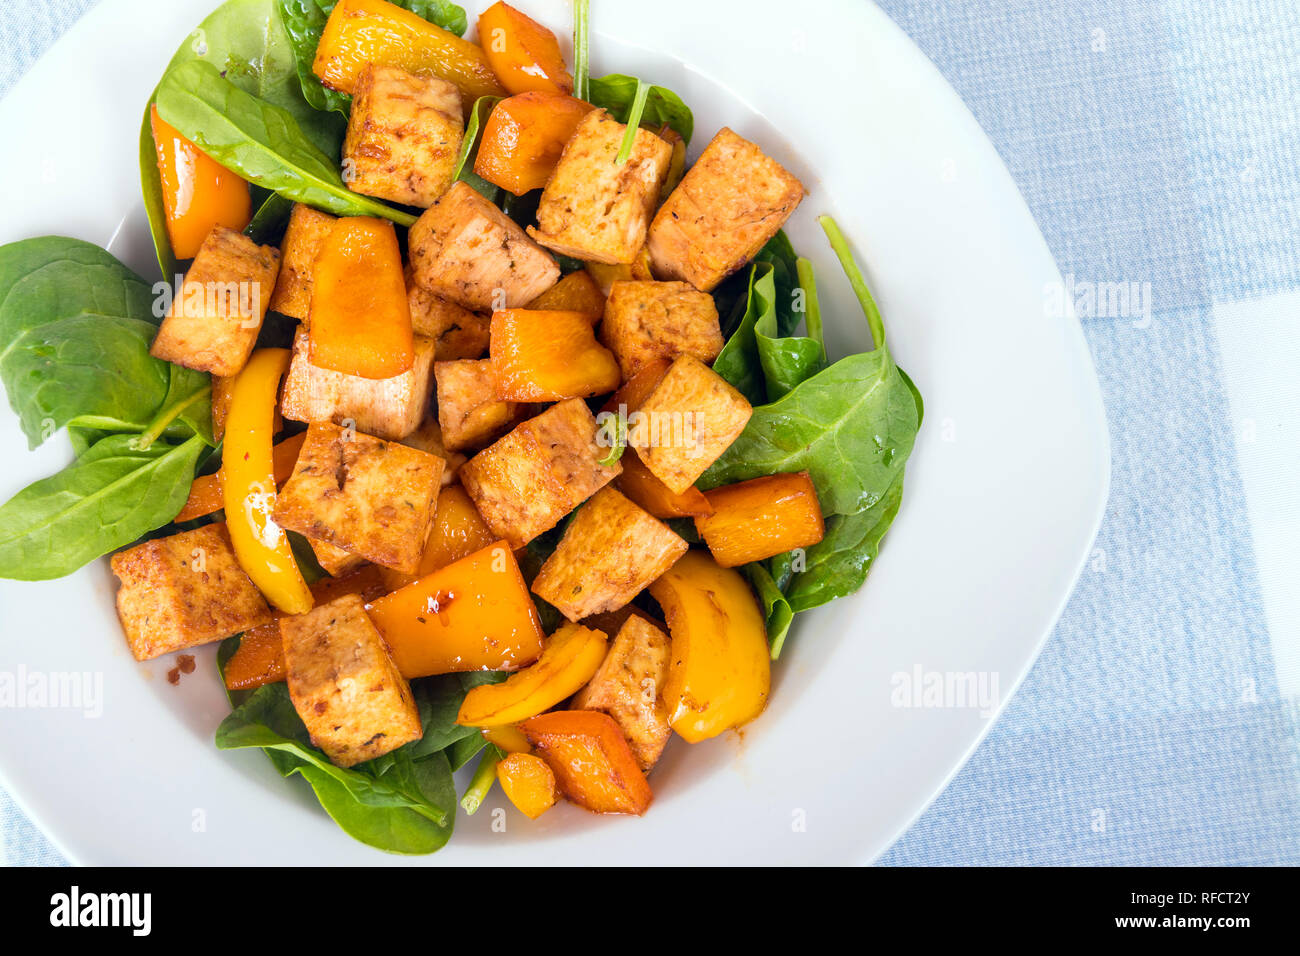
[474,92,593,195]
[379,484,497,591]
[314,0,506,103]
[496,752,557,819]
[366,541,544,677]
[482,724,532,754]
[647,550,770,742]
[520,710,652,815]
[696,472,826,568]
[175,432,306,524]
[309,217,414,379]
[615,450,714,520]
[491,309,621,401]
[149,104,251,259]
[456,623,607,727]
[477,2,573,96]
[525,269,605,321]
[600,357,670,416]
[222,349,314,614]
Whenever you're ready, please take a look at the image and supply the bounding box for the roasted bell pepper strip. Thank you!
[150,104,251,259]
[222,349,313,614]
[477,2,573,96]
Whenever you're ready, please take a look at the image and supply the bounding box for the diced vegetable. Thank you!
[149,104,250,259]
[482,724,532,754]
[456,623,608,727]
[477,2,573,96]
[614,450,713,520]
[647,550,770,742]
[491,308,621,401]
[695,472,826,567]
[309,217,415,379]
[221,348,313,615]
[474,91,593,195]
[378,484,497,591]
[519,710,652,815]
[584,250,653,296]
[313,0,505,103]
[496,752,557,819]
[366,541,545,676]
[526,269,605,321]
[174,432,305,524]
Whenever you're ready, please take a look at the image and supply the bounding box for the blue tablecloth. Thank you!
[4,0,1299,866]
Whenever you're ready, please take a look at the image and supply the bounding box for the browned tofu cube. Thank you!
[434,359,517,451]
[532,487,687,622]
[268,203,336,320]
[150,227,281,377]
[308,537,368,578]
[399,417,466,484]
[459,398,620,548]
[342,64,463,208]
[110,523,272,662]
[272,422,444,574]
[408,181,560,311]
[571,615,672,770]
[280,327,436,441]
[528,110,672,265]
[628,355,752,494]
[281,593,421,767]
[601,280,723,378]
[406,269,491,359]
[647,128,805,292]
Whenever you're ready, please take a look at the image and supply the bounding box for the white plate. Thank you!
[0,0,1108,864]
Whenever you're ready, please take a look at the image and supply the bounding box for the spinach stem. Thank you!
[596,410,627,467]
[129,385,210,452]
[795,256,825,363]
[615,79,651,164]
[573,0,591,101]
[818,215,886,351]
[460,745,504,816]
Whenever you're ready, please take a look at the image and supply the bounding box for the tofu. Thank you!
[342,63,463,208]
[268,204,335,320]
[434,359,518,451]
[528,109,672,265]
[408,181,560,311]
[280,327,436,441]
[399,417,466,484]
[150,227,281,376]
[571,615,672,770]
[281,593,421,767]
[406,270,491,359]
[111,522,272,662]
[601,280,723,378]
[459,398,620,548]
[628,355,752,494]
[308,537,368,578]
[531,487,687,621]
[647,127,806,292]
[272,421,445,574]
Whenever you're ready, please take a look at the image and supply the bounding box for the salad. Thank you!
[0,0,921,854]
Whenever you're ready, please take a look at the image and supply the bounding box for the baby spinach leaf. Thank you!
[0,433,205,581]
[454,95,504,202]
[277,0,469,116]
[743,563,794,658]
[588,74,694,144]
[244,190,296,246]
[156,60,417,227]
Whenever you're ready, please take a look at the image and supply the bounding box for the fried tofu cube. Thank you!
[528,110,672,265]
[280,327,436,441]
[399,417,466,484]
[342,63,463,208]
[434,359,518,451]
[406,269,491,359]
[281,593,421,767]
[272,422,444,574]
[110,523,272,662]
[601,280,723,378]
[628,355,752,494]
[408,181,560,311]
[459,398,620,548]
[268,204,336,320]
[308,537,369,578]
[532,486,687,622]
[150,227,281,376]
[647,127,806,292]
[571,615,672,770]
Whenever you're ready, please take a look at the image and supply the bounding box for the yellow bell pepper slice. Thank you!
[222,348,313,614]
[456,623,607,727]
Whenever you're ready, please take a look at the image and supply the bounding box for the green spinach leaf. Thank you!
[453,95,504,202]
[743,562,794,658]
[156,60,417,226]
[0,433,205,581]
[588,74,694,144]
